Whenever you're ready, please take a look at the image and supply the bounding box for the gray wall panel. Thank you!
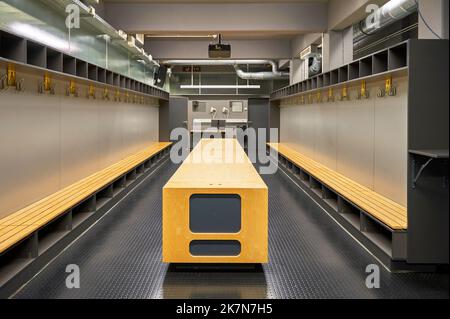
[315,103,338,170]
[279,78,408,206]
[336,91,375,188]
[299,104,316,158]
[122,103,139,156]
[60,83,101,187]
[0,74,61,216]
[97,100,124,169]
[0,72,159,219]
[373,77,408,206]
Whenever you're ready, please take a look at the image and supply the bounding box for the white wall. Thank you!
[0,71,159,219]
[328,0,387,31]
[326,27,354,71]
[289,33,322,83]
[105,2,327,34]
[290,33,323,58]
[290,59,304,85]
[280,76,408,206]
[187,99,248,131]
[418,0,450,39]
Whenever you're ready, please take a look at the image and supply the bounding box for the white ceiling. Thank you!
[144,31,303,40]
[100,0,329,41]
[102,0,327,3]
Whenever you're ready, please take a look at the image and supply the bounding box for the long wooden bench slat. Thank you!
[293,160,407,220]
[298,171,407,228]
[0,143,170,226]
[0,143,167,224]
[272,145,407,212]
[0,142,171,254]
[1,145,166,227]
[270,143,407,229]
[0,226,37,253]
[2,163,137,227]
[268,143,407,230]
[271,143,407,226]
[286,151,407,213]
[270,143,407,214]
[0,143,171,245]
[0,142,170,226]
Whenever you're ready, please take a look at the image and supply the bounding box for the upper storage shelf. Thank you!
[271,41,409,101]
[37,0,157,68]
[0,29,169,101]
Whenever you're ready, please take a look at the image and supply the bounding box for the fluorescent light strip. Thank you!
[180,85,261,89]
[146,34,218,39]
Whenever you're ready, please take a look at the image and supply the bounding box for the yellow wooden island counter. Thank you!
[163,139,268,264]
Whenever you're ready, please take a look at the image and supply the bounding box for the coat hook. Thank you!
[103,88,110,101]
[316,91,322,103]
[1,64,24,92]
[114,89,121,102]
[66,80,78,97]
[339,85,349,101]
[357,81,369,99]
[38,74,55,95]
[87,84,96,99]
[378,76,396,97]
[326,88,334,102]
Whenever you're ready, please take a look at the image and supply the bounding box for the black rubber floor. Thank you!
[12,161,449,299]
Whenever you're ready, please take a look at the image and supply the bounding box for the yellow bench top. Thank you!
[268,143,407,230]
[165,139,267,190]
[163,138,268,264]
[0,142,172,254]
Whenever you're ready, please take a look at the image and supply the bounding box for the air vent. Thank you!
[300,45,319,60]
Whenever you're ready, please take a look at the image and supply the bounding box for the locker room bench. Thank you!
[267,143,407,262]
[163,139,268,264]
[0,142,172,255]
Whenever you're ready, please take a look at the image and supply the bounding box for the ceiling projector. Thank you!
[208,34,231,58]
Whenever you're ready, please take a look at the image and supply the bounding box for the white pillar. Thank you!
[325,26,353,71]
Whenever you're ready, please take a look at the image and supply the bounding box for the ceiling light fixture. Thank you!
[180,84,260,89]
[146,34,218,39]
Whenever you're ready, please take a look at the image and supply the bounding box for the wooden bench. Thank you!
[0,142,172,255]
[268,143,407,230]
[268,143,407,263]
[163,139,268,264]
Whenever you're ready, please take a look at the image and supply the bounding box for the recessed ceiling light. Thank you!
[146,34,218,39]
[180,85,260,89]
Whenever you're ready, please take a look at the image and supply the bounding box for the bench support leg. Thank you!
[17,233,39,259]
[116,176,126,188]
[128,169,137,181]
[80,196,97,213]
[54,211,73,232]
[137,164,145,175]
[392,232,407,260]
[361,213,376,233]
[104,185,114,198]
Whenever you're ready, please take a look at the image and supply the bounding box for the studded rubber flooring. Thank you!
[12,161,449,299]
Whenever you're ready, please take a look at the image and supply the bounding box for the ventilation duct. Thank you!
[233,65,289,80]
[354,0,418,44]
[162,60,289,80]
[309,56,322,77]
